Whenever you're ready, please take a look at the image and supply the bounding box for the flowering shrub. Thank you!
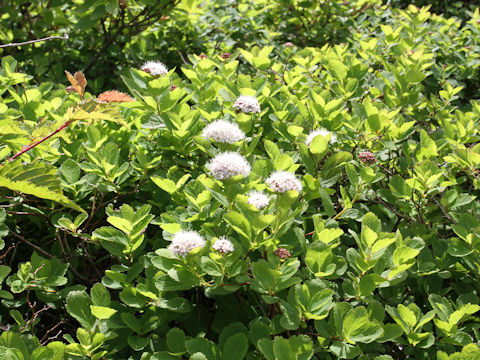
[1,3,480,360]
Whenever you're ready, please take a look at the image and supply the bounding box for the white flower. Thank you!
[305,129,337,146]
[266,171,303,193]
[202,120,245,144]
[212,236,234,254]
[140,61,168,77]
[248,191,270,209]
[209,152,251,180]
[168,230,206,257]
[233,95,261,114]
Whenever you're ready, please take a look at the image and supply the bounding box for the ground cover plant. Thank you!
[1,1,480,359]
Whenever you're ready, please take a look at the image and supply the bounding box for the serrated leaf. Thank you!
[0,161,84,212]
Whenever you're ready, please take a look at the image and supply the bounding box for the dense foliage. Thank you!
[1,1,480,359]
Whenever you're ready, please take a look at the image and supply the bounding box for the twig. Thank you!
[8,229,53,258]
[7,119,74,162]
[0,34,68,48]
[0,244,15,261]
[433,197,456,224]
[372,194,413,223]
[176,50,189,65]
[40,320,65,345]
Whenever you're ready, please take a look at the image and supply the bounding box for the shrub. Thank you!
[1,3,480,360]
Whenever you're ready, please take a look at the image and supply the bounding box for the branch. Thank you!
[8,229,53,259]
[8,119,75,162]
[0,34,68,48]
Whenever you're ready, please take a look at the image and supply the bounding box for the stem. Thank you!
[0,34,68,48]
[7,119,75,162]
[8,229,53,259]
[332,192,360,221]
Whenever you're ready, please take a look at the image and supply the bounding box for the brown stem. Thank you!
[8,229,53,258]
[0,244,15,261]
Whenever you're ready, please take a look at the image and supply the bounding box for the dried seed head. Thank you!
[274,248,291,259]
[358,151,376,164]
[221,52,232,59]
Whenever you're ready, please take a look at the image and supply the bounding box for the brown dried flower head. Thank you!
[358,151,376,164]
[199,54,207,59]
[221,52,232,59]
[170,84,178,91]
[274,248,291,259]
[97,90,135,103]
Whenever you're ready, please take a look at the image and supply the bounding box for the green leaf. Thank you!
[273,337,295,360]
[121,312,143,334]
[274,154,294,171]
[329,341,361,359]
[185,338,217,360]
[151,176,177,194]
[91,283,110,307]
[60,159,81,184]
[128,335,148,351]
[92,226,129,257]
[398,304,417,329]
[343,307,383,344]
[65,290,96,330]
[406,70,426,84]
[166,328,186,354]
[222,333,248,360]
[345,163,359,188]
[90,305,117,319]
[0,161,84,212]
[417,130,438,161]
[359,274,377,296]
[327,59,348,81]
[310,135,329,155]
[2,56,17,76]
[393,246,420,267]
[317,228,344,244]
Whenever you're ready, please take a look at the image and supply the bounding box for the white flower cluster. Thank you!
[305,129,337,146]
[248,191,270,209]
[140,61,168,77]
[202,120,245,144]
[212,236,234,254]
[209,152,251,180]
[168,230,206,257]
[266,171,303,193]
[233,95,261,114]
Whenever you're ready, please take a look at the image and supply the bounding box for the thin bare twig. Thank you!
[0,34,68,48]
[8,229,53,258]
[40,320,65,345]
[176,50,189,65]
[0,244,15,261]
